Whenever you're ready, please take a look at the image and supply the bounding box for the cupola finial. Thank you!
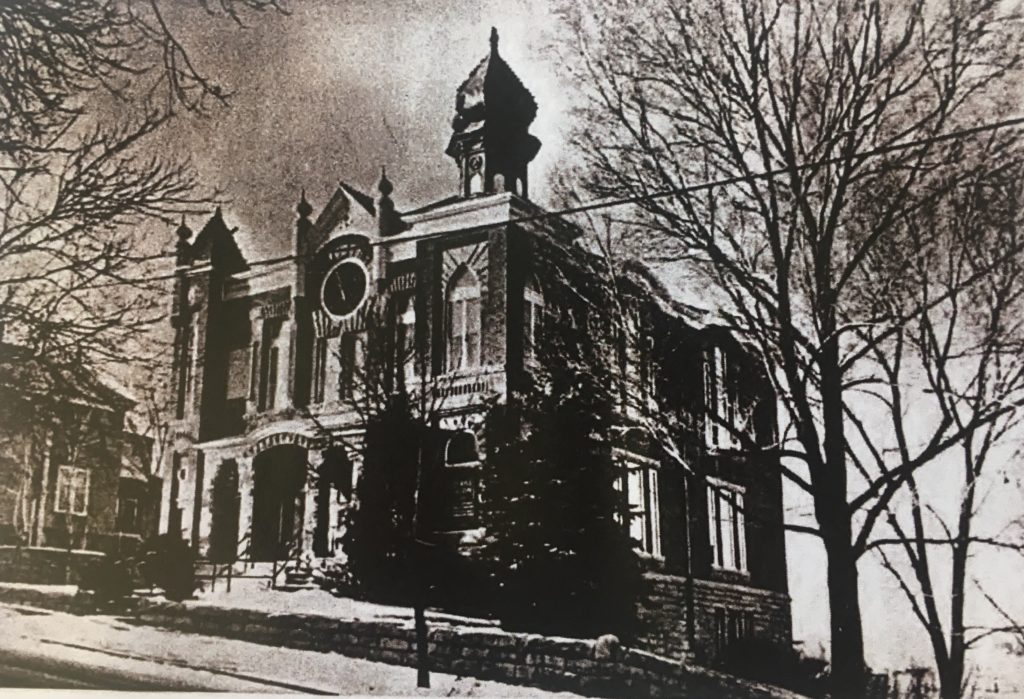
[378,166,394,197]
[490,27,499,53]
[296,188,313,219]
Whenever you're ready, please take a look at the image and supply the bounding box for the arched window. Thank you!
[442,431,480,530]
[523,275,544,361]
[445,431,480,466]
[447,266,482,372]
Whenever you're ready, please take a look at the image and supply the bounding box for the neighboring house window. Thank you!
[703,345,741,449]
[55,466,89,515]
[613,448,662,558]
[117,496,140,533]
[707,480,747,573]
[398,295,416,380]
[523,276,544,361]
[443,431,481,528]
[446,267,482,372]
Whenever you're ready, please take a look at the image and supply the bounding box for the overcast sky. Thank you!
[152,0,1023,676]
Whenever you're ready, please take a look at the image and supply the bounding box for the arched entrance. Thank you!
[251,445,306,561]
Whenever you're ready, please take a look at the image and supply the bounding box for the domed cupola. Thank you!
[445,28,542,200]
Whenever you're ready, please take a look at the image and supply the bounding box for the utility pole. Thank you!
[411,420,430,689]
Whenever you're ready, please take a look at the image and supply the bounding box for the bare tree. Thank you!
[860,161,1024,699]
[556,0,1024,692]
[0,0,285,371]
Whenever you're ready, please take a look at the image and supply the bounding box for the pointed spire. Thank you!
[490,26,499,54]
[175,215,193,266]
[297,188,313,219]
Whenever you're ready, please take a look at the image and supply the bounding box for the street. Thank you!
[0,603,577,695]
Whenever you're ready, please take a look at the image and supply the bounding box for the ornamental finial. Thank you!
[378,166,394,198]
[490,27,499,53]
[297,188,313,219]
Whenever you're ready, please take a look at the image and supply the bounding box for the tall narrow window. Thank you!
[312,336,328,403]
[338,332,365,400]
[397,295,416,381]
[707,480,747,573]
[249,341,260,402]
[614,449,662,558]
[266,346,279,410]
[703,346,740,449]
[258,319,283,411]
[447,267,482,372]
[523,275,544,362]
[443,431,481,529]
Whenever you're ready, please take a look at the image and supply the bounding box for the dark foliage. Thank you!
[721,638,829,698]
[208,460,240,563]
[339,394,421,602]
[481,341,643,640]
[140,534,197,601]
[78,555,135,604]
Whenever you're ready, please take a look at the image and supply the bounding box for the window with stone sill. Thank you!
[55,466,89,516]
[523,275,544,362]
[613,448,662,558]
[702,345,753,450]
[446,266,482,373]
[707,478,748,574]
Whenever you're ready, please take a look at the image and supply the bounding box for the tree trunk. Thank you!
[824,532,867,696]
[818,326,867,697]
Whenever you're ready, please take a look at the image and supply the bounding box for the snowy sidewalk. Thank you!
[0,581,807,698]
[193,579,499,628]
[0,602,575,695]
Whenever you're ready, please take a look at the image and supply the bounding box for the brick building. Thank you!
[162,29,791,663]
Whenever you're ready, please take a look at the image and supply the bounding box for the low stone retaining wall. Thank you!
[0,546,105,585]
[0,583,804,698]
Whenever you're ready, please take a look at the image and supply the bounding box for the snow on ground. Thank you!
[193,578,500,628]
[1,603,578,696]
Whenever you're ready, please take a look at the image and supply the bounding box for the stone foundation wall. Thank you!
[0,546,105,585]
[0,583,804,699]
[635,573,792,663]
[133,600,800,698]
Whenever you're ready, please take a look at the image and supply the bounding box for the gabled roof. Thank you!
[0,343,135,414]
[314,180,377,236]
[190,208,249,273]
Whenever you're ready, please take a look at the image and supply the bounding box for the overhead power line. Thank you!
[92,112,1024,289]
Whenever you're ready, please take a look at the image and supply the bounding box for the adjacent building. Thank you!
[0,343,159,573]
[162,29,791,663]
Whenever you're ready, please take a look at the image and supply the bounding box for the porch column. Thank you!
[236,454,255,560]
[302,449,324,556]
